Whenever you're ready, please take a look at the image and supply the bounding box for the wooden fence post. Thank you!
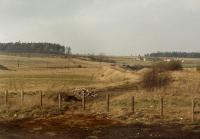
[192,99,195,122]
[17,60,20,68]
[21,91,24,105]
[58,93,61,110]
[160,97,163,117]
[40,91,43,108]
[82,93,85,111]
[4,90,8,105]
[107,94,110,112]
[132,96,135,114]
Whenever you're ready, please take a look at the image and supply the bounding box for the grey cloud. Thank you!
[0,0,200,55]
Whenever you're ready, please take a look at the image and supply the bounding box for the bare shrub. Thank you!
[153,61,182,72]
[0,64,9,70]
[78,65,83,68]
[197,66,200,72]
[153,62,168,72]
[167,61,183,71]
[142,69,171,91]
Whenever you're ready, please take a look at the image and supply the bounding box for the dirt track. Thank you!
[0,113,200,139]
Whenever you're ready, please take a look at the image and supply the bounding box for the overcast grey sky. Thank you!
[0,0,200,55]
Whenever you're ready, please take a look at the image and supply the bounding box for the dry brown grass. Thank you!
[87,69,200,124]
[0,54,141,92]
[0,54,142,121]
[0,54,200,125]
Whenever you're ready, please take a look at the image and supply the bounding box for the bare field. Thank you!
[0,54,200,138]
[88,69,200,124]
[0,54,140,92]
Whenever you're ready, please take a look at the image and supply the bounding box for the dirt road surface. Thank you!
[0,113,200,139]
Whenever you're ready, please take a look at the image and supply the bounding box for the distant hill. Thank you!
[0,42,70,55]
[146,52,200,58]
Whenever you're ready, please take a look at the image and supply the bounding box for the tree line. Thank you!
[146,52,200,58]
[0,42,71,55]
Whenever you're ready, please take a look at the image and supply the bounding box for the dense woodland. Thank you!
[0,42,70,55]
[147,52,200,58]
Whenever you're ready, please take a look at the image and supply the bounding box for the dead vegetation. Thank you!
[0,64,9,70]
[88,68,200,124]
[142,69,171,91]
[197,66,200,72]
[0,54,200,138]
[153,61,182,72]
[141,61,183,91]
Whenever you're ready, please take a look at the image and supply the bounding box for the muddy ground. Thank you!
[0,113,200,139]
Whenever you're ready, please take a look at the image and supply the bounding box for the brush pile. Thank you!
[72,88,97,98]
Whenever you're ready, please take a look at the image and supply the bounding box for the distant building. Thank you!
[163,58,172,62]
[136,55,146,61]
[162,57,185,63]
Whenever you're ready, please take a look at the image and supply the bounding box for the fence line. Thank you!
[21,91,24,105]
[40,91,43,108]
[4,90,8,105]
[1,90,198,122]
[192,99,195,122]
[82,93,85,111]
[107,94,110,113]
[160,97,164,117]
[132,96,135,114]
[58,92,61,110]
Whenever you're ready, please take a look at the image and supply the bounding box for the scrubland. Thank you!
[0,54,200,138]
